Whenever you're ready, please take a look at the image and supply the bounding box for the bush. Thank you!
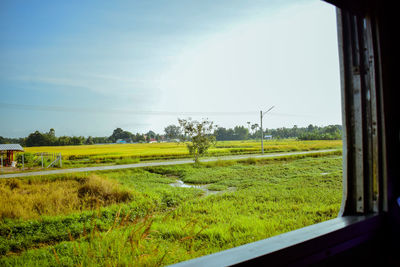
[16,152,34,165]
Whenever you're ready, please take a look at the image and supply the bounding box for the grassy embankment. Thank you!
[0,151,342,266]
[20,139,342,169]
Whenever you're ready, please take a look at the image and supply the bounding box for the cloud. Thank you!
[155,1,341,129]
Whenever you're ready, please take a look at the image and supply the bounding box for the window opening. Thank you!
[0,1,364,266]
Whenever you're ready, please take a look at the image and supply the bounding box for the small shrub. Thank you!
[16,153,34,165]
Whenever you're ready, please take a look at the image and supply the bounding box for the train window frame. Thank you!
[169,1,387,266]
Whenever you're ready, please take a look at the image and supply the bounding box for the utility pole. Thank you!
[260,106,275,154]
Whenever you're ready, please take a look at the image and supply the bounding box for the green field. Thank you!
[19,140,342,169]
[0,151,342,266]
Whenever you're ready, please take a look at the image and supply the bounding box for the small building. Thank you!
[264,135,273,140]
[0,144,24,167]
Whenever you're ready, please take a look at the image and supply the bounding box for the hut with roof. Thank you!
[0,144,24,167]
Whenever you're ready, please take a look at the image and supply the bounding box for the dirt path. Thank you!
[0,149,339,179]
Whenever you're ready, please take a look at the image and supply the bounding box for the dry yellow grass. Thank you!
[0,175,133,220]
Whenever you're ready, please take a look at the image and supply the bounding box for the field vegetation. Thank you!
[0,175,133,220]
[16,139,342,169]
[0,151,342,266]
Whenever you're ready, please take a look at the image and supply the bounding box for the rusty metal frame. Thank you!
[337,8,384,215]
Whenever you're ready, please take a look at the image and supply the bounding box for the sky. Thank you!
[0,0,341,138]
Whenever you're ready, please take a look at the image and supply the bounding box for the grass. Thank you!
[18,139,342,169]
[0,175,133,220]
[0,152,342,266]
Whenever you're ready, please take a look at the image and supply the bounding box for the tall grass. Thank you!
[0,174,133,220]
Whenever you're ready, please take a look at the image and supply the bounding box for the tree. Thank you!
[25,131,47,147]
[45,128,57,145]
[85,136,94,145]
[164,125,182,140]
[92,136,110,144]
[215,127,229,141]
[48,128,55,137]
[233,126,249,140]
[146,131,156,139]
[70,136,84,145]
[178,118,216,164]
[57,136,71,146]
[251,123,259,135]
[109,128,133,143]
[135,133,145,143]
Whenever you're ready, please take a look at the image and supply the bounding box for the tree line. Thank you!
[0,124,342,147]
[0,128,156,147]
[215,124,342,141]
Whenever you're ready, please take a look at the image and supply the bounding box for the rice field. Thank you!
[21,139,342,168]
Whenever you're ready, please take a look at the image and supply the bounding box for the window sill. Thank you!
[170,214,381,266]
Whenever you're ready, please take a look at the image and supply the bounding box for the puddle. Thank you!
[169,180,220,196]
[170,180,204,189]
[321,172,329,175]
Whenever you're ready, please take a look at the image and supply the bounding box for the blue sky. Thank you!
[0,0,340,137]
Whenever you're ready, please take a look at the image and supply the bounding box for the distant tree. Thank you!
[57,136,71,146]
[178,118,216,164]
[25,128,56,146]
[164,125,182,140]
[45,128,57,145]
[109,128,133,143]
[292,125,299,137]
[25,131,47,147]
[251,123,259,135]
[145,130,157,142]
[215,127,228,141]
[297,125,342,140]
[85,136,94,145]
[70,136,85,145]
[48,128,55,137]
[146,131,156,139]
[216,127,247,141]
[92,137,110,144]
[233,126,249,140]
[135,133,145,143]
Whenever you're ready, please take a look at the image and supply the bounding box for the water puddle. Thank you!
[169,180,220,196]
